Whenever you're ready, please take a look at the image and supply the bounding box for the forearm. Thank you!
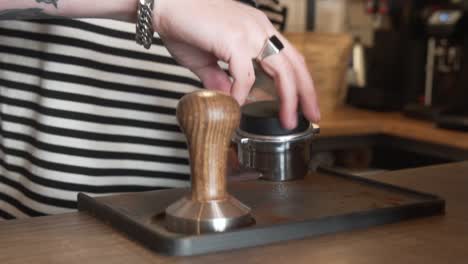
[0,0,138,21]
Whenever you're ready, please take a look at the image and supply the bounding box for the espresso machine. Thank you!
[432,9,468,130]
[78,91,444,256]
[404,3,468,123]
[347,0,468,120]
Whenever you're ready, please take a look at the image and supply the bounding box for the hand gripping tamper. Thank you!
[165,90,254,234]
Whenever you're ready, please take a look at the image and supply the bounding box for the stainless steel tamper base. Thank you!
[165,195,254,234]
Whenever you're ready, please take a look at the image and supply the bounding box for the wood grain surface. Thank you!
[176,90,240,202]
[1,162,468,264]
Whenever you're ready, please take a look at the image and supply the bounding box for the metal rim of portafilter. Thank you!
[233,101,320,182]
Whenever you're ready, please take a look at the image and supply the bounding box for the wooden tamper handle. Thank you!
[178,90,238,201]
[165,91,253,234]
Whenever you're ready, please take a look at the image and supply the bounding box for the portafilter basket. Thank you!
[233,101,319,181]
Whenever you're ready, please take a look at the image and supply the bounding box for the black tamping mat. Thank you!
[77,170,445,256]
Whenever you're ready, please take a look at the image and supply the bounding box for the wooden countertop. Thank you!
[1,161,468,263]
[319,106,468,150]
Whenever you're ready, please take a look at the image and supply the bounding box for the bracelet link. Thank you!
[136,0,155,49]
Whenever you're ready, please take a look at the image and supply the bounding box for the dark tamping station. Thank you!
[77,90,445,256]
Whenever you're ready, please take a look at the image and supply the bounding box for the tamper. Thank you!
[165,90,254,234]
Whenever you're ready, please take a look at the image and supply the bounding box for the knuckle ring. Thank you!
[256,35,285,62]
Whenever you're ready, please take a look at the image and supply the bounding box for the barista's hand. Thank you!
[153,0,320,129]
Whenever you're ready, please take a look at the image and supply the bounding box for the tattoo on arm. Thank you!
[35,0,59,9]
[0,8,64,20]
[0,0,61,20]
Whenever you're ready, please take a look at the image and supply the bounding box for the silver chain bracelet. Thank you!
[136,0,155,49]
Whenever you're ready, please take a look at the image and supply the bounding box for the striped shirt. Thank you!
[0,1,286,220]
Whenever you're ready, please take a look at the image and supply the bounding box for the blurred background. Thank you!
[280,0,468,126]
